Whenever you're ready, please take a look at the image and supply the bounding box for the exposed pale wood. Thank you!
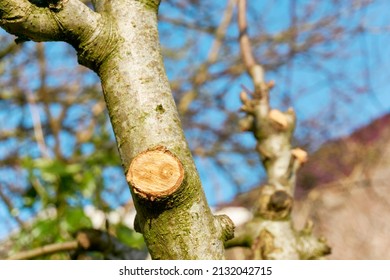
[127,146,184,199]
[291,148,308,164]
[268,109,288,129]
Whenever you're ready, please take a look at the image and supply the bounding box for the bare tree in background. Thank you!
[0,0,236,259]
[223,0,330,259]
[0,0,388,259]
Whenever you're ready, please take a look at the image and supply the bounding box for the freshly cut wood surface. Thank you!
[127,146,184,199]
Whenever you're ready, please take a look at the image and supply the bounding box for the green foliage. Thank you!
[63,207,93,232]
[21,157,99,205]
[115,224,145,250]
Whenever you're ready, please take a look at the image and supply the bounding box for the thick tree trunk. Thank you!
[0,0,234,259]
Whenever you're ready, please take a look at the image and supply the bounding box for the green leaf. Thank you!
[115,224,145,250]
[63,207,92,233]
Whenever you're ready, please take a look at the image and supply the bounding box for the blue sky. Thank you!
[160,0,390,204]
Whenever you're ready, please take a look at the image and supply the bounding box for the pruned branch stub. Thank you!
[127,146,184,200]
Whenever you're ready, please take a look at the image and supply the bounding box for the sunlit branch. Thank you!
[7,241,78,260]
[0,184,25,228]
[26,89,50,159]
[178,0,237,115]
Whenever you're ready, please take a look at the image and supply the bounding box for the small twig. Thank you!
[0,183,25,228]
[240,84,253,96]
[26,90,50,159]
[207,0,237,64]
[0,42,20,60]
[237,0,256,69]
[237,0,267,102]
[7,229,148,260]
[7,241,78,260]
[178,0,237,114]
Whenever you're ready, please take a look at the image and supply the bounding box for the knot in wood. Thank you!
[268,190,293,212]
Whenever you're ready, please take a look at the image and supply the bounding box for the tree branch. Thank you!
[7,229,148,260]
[237,0,267,101]
[1,0,234,260]
[0,0,99,42]
[26,89,51,159]
[234,0,330,259]
[0,184,25,229]
[7,241,78,260]
[178,0,237,114]
[0,42,20,59]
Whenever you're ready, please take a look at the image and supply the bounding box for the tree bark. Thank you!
[0,0,234,259]
[226,0,330,259]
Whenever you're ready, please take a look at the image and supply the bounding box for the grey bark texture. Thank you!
[0,0,234,259]
[225,0,330,259]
